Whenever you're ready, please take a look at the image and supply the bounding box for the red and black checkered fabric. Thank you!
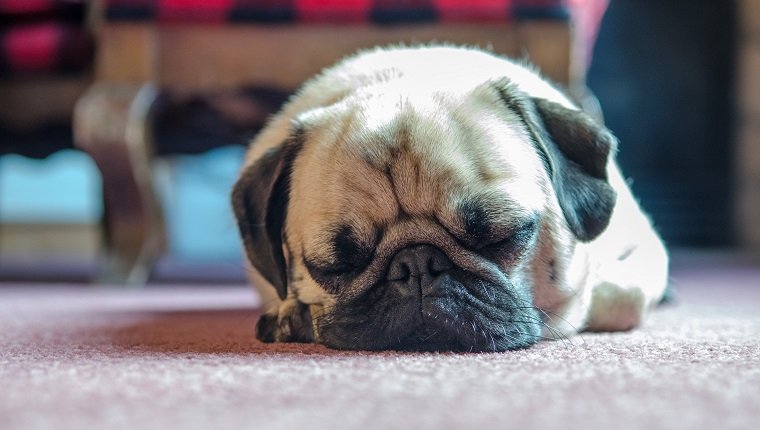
[103,1,608,64]
[104,0,573,24]
[0,0,92,76]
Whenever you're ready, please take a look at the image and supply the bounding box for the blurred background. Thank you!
[0,0,756,284]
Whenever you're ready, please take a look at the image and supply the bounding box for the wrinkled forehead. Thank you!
[327,89,543,182]
[287,89,548,245]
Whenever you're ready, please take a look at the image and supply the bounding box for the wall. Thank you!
[737,0,760,249]
[588,0,736,247]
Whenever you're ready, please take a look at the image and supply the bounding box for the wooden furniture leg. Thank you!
[73,82,164,284]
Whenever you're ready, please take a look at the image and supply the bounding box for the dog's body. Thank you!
[233,46,669,351]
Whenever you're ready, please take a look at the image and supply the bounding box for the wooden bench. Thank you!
[73,0,608,283]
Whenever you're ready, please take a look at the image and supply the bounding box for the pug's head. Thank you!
[232,79,617,352]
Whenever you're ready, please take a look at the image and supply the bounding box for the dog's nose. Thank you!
[386,245,453,296]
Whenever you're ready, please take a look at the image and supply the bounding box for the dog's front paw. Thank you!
[585,281,647,332]
[255,299,315,343]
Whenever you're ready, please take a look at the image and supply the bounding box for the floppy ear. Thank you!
[494,82,617,241]
[231,131,304,300]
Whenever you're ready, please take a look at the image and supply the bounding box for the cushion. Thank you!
[0,0,91,76]
[104,0,574,24]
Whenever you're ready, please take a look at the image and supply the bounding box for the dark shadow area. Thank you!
[90,308,341,355]
[0,123,75,159]
[588,0,737,247]
[153,87,290,155]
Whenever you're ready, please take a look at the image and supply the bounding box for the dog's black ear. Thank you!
[494,82,617,241]
[231,131,304,300]
[530,97,618,241]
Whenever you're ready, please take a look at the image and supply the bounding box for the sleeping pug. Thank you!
[232,45,669,352]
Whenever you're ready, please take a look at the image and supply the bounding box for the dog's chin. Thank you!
[316,270,542,352]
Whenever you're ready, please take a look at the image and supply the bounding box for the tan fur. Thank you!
[238,45,669,342]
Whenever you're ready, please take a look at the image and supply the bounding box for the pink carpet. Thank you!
[1,255,759,430]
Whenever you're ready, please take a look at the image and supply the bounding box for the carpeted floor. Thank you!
[1,255,759,430]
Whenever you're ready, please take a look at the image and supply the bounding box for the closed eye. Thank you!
[303,257,366,294]
[306,260,363,277]
[480,216,539,254]
[304,224,378,282]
